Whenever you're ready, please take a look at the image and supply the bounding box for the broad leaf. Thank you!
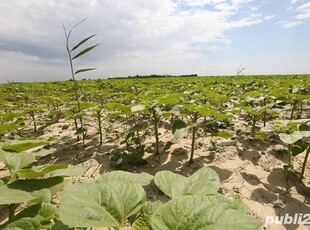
[6,203,57,225]
[16,164,68,179]
[132,201,163,230]
[299,123,310,137]
[59,181,146,228]
[2,139,49,152]
[212,131,233,139]
[172,119,190,139]
[51,221,70,230]
[291,140,309,156]
[214,113,234,121]
[0,186,33,205]
[32,148,56,159]
[151,195,262,230]
[8,177,65,196]
[279,131,303,144]
[154,167,220,198]
[0,150,35,171]
[131,104,146,113]
[0,124,22,134]
[153,171,183,198]
[0,112,25,121]
[49,166,86,177]
[2,217,40,230]
[96,170,153,186]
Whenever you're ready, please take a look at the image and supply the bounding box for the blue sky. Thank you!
[0,0,309,83]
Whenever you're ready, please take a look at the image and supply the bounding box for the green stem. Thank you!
[30,112,36,132]
[98,113,103,145]
[290,101,297,120]
[263,111,267,127]
[300,146,310,181]
[9,204,17,220]
[189,124,196,164]
[298,102,303,119]
[153,112,159,155]
[288,144,292,166]
[251,116,256,136]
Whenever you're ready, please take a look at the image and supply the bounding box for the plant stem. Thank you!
[251,116,256,136]
[290,100,297,120]
[288,144,292,166]
[30,112,36,132]
[263,111,267,127]
[153,111,159,155]
[298,103,303,119]
[9,204,17,220]
[300,146,310,181]
[98,112,103,145]
[189,124,196,164]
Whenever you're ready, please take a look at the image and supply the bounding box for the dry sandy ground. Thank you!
[0,114,309,230]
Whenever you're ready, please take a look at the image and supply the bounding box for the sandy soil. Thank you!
[0,112,309,230]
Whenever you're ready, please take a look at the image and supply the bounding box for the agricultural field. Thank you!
[0,75,309,229]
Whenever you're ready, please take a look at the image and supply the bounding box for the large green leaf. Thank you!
[59,181,146,228]
[156,96,179,105]
[132,201,162,230]
[49,166,86,177]
[2,139,49,152]
[96,170,153,186]
[0,186,33,205]
[5,203,57,226]
[291,140,309,156]
[279,131,303,144]
[16,164,68,179]
[154,167,220,198]
[212,131,233,139]
[0,112,25,121]
[8,177,65,196]
[131,104,146,113]
[0,124,22,134]
[172,119,190,140]
[153,170,184,198]
[214,113,234,121]
[0,150,35,171]
[32,148,56,159]
[2,217,40,230]
[197,108,217,117]
[151,195,262,230]
[299,123,310,137]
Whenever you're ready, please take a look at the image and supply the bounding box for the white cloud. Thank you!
[185,0,226,7]
[278,20,303,28]
[296,11,310,20]
[296,2,310,12]
[280,0,310,28]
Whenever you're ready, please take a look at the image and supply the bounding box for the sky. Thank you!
[0,0,309,83]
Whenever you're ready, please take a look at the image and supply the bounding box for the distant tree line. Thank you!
[108,74,198,79]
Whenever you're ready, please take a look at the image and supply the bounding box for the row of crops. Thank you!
[0,75,309,229]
